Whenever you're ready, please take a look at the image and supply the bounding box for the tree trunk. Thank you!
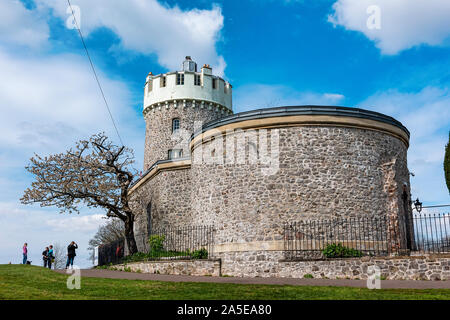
[124,214,138,255]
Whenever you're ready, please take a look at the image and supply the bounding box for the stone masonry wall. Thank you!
[129,168,193,251]
[143,101,226,171]
[190,126,411,246]
[112,253,450,281]
[216,251,450,280]
[114,259,221,277]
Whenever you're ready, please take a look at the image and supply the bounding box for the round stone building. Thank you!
[129,57,413,277]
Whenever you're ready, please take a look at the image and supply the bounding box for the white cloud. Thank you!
[0,203,106,234]
[0,0,49,48]
[233,83,345,112]
[0,46,147,209]
[0,202,106,267]
[0,5,145,267]
[360,86,450,203]
[328,0,450,54]
[36,0,226,75]
[0,43,146,267]
[0,0,192,268]
[323,93,345,101]
[236,84,450,205]
[0,48,138,154]
[46,214,106,232]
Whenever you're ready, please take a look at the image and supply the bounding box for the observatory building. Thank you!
[129,57,413,276]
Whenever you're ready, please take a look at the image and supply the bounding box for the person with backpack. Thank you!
[47,245,54,269]
[22,243,28,264]
[66,241,78,269]
[42,247,49,268]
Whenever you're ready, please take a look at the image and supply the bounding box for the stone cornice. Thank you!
[128,158,191,195]
[190,105,410,150]
[143,99,233,116]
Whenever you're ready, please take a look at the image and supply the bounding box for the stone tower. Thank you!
[143,56,233,170]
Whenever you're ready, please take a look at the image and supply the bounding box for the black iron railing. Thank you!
[98,225,214,266]
[133,225,215,260]
[98,238,125,266]
[283,216,401,260]
[413,213,450,253]
[283,213,450,260]
[98,214,450,265]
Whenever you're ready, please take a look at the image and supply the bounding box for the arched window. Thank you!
[172,118,180,133]
[146,202,152,236]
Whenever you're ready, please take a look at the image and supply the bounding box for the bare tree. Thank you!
[52,243,66,269]
[21,133,138,254]
[88,218,125,260]
[89,218,125,247]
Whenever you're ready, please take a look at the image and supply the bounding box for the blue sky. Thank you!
[0,0,449,267]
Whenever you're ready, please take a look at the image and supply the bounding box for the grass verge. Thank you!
[0,264,449,300]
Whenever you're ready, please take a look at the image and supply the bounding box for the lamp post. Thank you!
[412,198,422,213]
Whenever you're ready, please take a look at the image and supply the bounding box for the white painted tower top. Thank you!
[143,56,232,114]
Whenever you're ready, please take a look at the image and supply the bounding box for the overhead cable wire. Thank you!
[67,0,124,146]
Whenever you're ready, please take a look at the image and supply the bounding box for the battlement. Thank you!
[143,59,232,115]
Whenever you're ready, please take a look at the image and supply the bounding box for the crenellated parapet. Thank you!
[143,58,232,115]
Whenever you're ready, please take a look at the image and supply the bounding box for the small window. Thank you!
[168,149,183,159]
[160,76,166,87]
[147,80,152,94]
[194,74,201,86]
[176,73,184,85]
[212,78,217,89]
[172,118,180,133]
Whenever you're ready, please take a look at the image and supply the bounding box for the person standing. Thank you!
[47,245,54,269]
[22,243,28,264]
[66,241,78,269]
[42,247,49,268]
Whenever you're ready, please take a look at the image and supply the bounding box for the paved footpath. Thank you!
[54,269,450,289]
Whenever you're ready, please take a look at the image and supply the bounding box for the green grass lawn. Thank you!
[0,264,449,300]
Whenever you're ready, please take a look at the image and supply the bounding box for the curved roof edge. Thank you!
[129,157,190,190]
[191,105,410,140]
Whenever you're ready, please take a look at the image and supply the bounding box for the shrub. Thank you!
[123,252,147,263]
[322,243,363,258]
[148,235,165,254]
[303,274,314,279]
[191,248,208,259]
